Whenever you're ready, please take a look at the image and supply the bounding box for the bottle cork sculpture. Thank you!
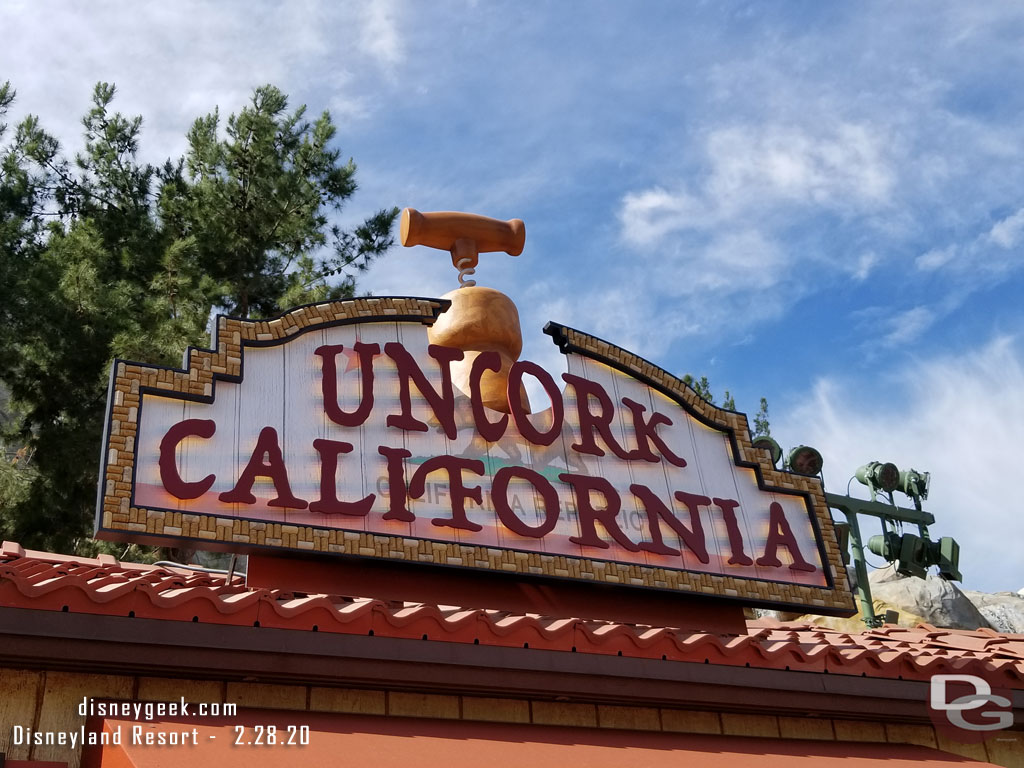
[400,208,529,413]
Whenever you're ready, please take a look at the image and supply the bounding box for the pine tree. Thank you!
[682,373,769,434]
[164,85,396,318]
[722,391,736,411]
[682,374,715,403]
[753,397,771,438]
[0,83,397,553]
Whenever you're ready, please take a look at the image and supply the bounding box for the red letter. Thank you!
[408,455,485,531]
[631,485,710,563]
[492,466,560,537]
[712,497,753,565]
[756,502,816,572]
[159,419,216,499]
[385,342,464,439]
[218,427,307,508]
[378,445,413,521]
[562,373,634,460]
[509,361,564,446]
[561,473,639,551]
[315,342,380,427]
[470,351,508,442]
[620,397,687,467]
[310,439,374,516]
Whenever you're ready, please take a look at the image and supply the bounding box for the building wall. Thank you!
[0,666,1019,768]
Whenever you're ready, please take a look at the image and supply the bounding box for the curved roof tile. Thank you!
[1,541,1021,686]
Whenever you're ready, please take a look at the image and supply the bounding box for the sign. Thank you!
[97,297,854,614]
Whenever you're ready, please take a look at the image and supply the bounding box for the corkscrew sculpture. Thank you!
[400,208,525,288]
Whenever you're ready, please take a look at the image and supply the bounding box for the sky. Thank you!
[1,0,1022,593]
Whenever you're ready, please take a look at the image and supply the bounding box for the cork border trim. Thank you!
[544,322,854,612]
[96,298,855,616]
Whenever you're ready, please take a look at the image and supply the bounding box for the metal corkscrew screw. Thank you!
[453,249,477,288]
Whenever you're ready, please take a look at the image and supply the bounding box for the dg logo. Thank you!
[930,674,1014,742]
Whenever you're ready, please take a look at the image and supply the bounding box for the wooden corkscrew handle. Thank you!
[400,208,526,280]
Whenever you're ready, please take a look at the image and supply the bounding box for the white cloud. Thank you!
[916,245,957,271]
[665,230,783,296]
[775,335,1024,593]
[988,207,1024,249]
[532,228,789,363]
[358,0,404,69]
[706,123,894,213]
[604,4,1024,368]
[532,286,694,362]
[619,122,895,250]
[912,208,1024,280]
[852,251,880,281]
[613,120,896,352]
[619,188,706,246]
[0,1,404,161]
[882,306,936,346]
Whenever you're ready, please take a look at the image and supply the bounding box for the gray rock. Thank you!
[867,566,992,630]
[962,590,1024,634]
[868,565,906,585]
[751,608,804,623]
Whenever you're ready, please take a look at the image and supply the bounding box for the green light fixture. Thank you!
[899,469,930,504]
[855,461,900,501]
[867,531,928,579]
[787,445,823,477]
[867,529,962,582]
[829,462,961,628]
[935,536,961,581]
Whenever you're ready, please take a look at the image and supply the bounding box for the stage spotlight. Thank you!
[867,531,962,582]
[867,531,928,579]
[899,469,930,503]
[787,445,823,477]
[935,536,961,582]
[855,461,900,500]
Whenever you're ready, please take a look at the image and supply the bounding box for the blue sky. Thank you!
[2,1,1022,592]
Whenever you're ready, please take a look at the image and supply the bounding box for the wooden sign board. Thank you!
[97,297,855,615]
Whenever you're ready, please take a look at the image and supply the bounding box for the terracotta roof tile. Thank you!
[2,541,1022,686]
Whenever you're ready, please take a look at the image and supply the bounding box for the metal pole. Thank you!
[842,509,880,628]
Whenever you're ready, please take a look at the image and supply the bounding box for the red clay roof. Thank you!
[2,541,1022,686]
